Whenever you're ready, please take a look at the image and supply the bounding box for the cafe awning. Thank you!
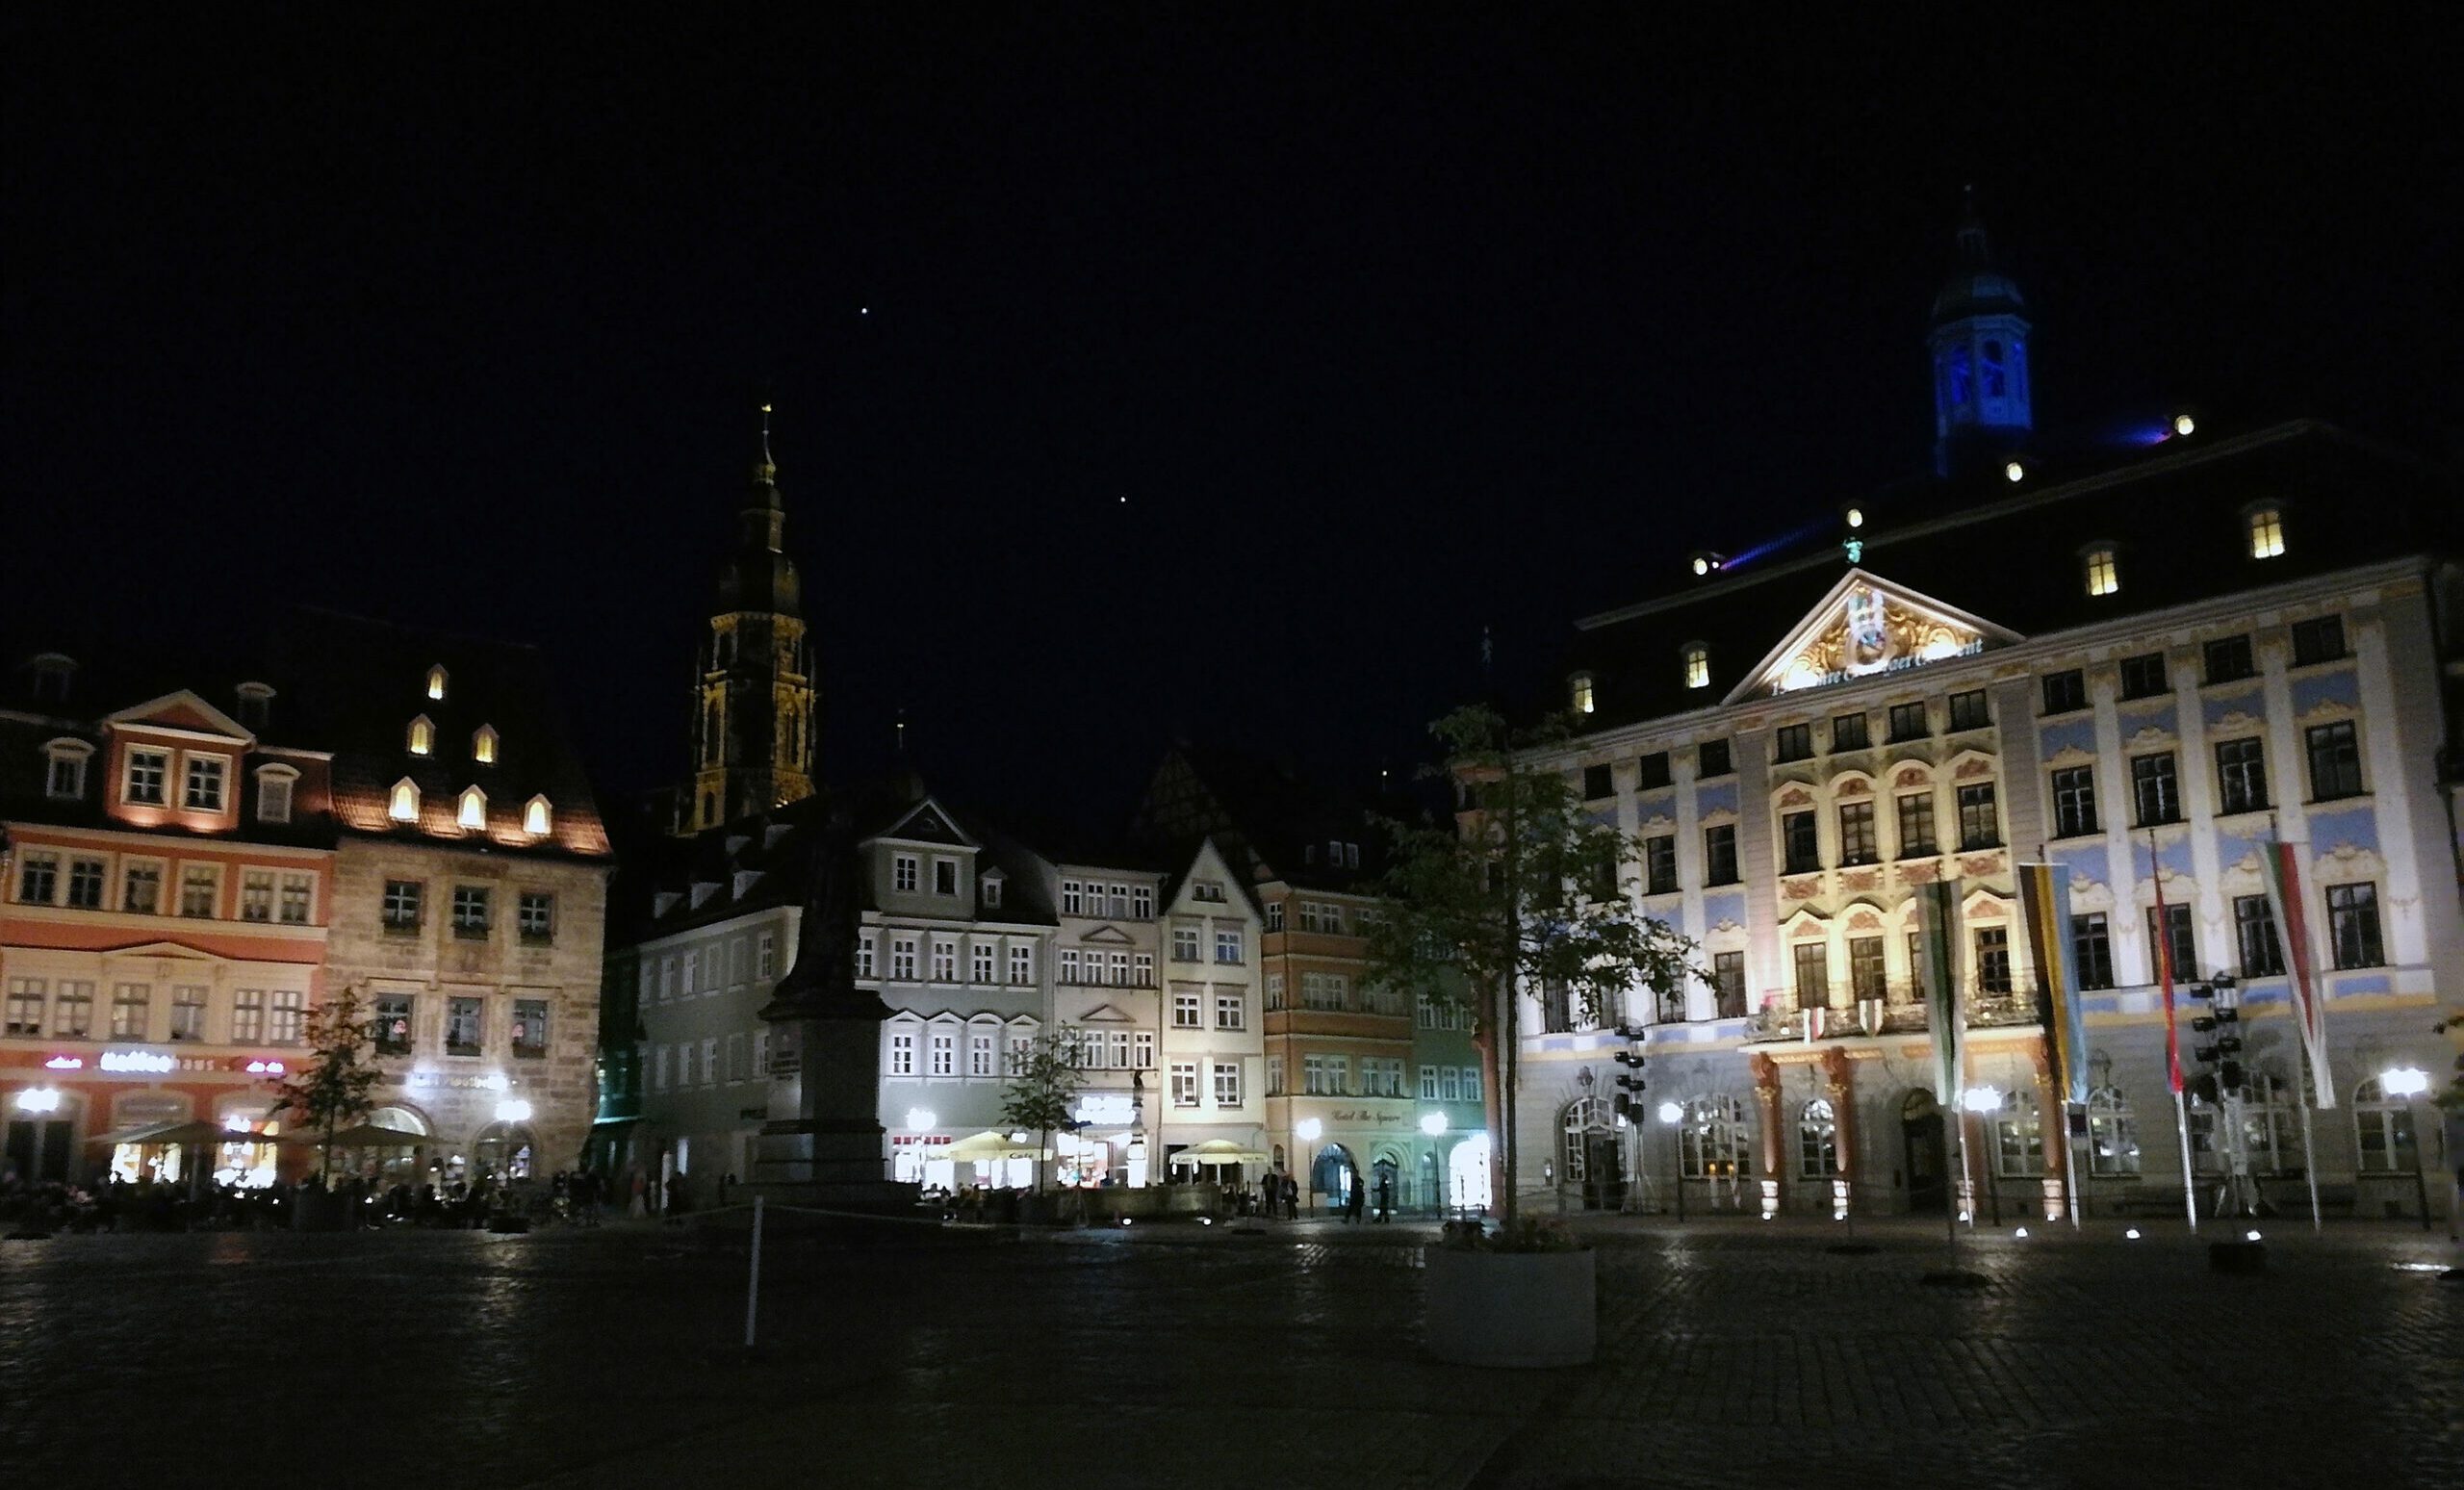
[939,1130,1052,1162]
[1168,1140,1272,1167]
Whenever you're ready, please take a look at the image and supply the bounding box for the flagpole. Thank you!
[2173,1088,2198,1232]
[2297,1043,2323,1234]
[2062,1097,2083,1230]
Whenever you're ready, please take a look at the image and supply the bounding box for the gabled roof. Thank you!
[1723,569,2023,706]
[1558,421,2451,735]
[102,689,255,741]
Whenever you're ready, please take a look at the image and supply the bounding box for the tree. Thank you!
[999,1027,1088,1194]
[269,985,383,1180]
[1365,705,1700,1235]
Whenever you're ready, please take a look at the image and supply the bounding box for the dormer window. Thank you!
[235,681,274,732]
[981,875,1004,910]
[388,779,421,823]
[1569,672,1595,715]
[425,665,448,701]
[472,725,499,764]
[28,652,76,701]
[1682,644,1710,690]
[524,794,552,836]
[2083,547,2119,598]
[457,786,488,831]
[255,763,299,825]
[43,738,92,800]
[407,715,434,756]
[2246,504,2285,560]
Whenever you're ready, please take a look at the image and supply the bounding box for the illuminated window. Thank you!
[1569,672,1595,714]
[2246,505,2285,559]
[1682,644,1709,690]
[407,715,434,755]
[2083,548,2118,598]
[524,794,552,835]
[473,725,499,764]
[457,785,487,830]
[388,779,420,823]
[425,665,448,701]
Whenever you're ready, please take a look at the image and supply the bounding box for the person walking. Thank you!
[1280,1173,1297,1220]
[1345,1171,1366,1224]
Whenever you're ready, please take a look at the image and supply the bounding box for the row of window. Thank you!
[652,1027,773,1092]
[404,716,499,763]
[1059,879,1153,919]
[1170,989,1248,1031]
[370,992,551,1060]
[385,779,555,837]
[642,932,782,1004]
[1056,949,1156,988]
[857,934,1036,986]
[888,853,1001,906]
[1575,614,2351,794]
[1168,924,1246,964]
[2079,503,2295,602]
[381,881,555,941]
[1263,899,1359,935]
[15,852,316,925]
[1169,1061,1245,1109]
[2051,722,2363,837]
[4,977,305,1044]
[1280,1052,1411,1098]
[1414,993,1474,1031]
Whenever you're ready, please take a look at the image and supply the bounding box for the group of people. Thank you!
[0,1165,625,1234]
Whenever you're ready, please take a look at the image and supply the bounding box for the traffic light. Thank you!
[1612,1039,1647,1120]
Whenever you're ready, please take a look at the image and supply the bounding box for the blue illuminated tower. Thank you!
[1927,190,2033,477]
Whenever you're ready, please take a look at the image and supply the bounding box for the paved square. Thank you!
[2,1214,2457,1488]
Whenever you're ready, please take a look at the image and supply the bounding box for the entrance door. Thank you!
[1902,1090,1946,1214]
[1581,1132,1626,1211]
[6,1118,73,1184]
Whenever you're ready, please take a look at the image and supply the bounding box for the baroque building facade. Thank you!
[1510,217,2461,1224]
[3,614,611,1189]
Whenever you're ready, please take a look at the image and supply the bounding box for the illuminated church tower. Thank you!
[1928,190,2034,477]
[680,410,817,834]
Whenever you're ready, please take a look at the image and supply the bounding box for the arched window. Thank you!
[457,785,487,831]
[1987,1088,2044,1176]
[2085,1086,2141,1176]
[387,779,420,823]
[1982,340,2008,398]
[2246,505,2285,559]
[1798,1097,1841,1177]
[1682,644,1709,690]
[703,701,722,765]
[424,665,448,702]
[2083,548,2119,598]
[524,794,552,836]
[1448,1135,1492,1211]
[254,763,299,826]
[2190,1071,2300,1176]
[1679,1093,1752,1180]
[406,715,434,756]
[42,738,93,801]
[472,725,498,764]
[1560,1095,1610,1184]
[2351,1077,2417,1173]
[1569,672,1595,715]
[1947,345,1973,405]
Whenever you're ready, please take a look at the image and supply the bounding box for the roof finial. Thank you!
[894,706,907,758]
[758,401,775,474]
[1955,184,1991,267]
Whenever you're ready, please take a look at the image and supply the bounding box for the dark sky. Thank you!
[5,12,2455,831]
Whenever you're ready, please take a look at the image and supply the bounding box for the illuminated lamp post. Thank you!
[1960,1086,2003,1226]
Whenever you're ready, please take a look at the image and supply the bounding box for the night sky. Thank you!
[5,13,2454,833]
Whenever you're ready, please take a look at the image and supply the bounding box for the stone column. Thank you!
[1750,1052,1784,1219]
[2031,1038,2068,1222]
[1820,1045,1859,1218]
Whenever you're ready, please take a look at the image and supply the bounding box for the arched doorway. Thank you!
[1561,1096,1622,1211]
[1370,1148,1402,1219]
[1309,1143,1355,1211]
[473,1123,536,1184]
[1901,1090,1946,1214]
[1448,1137,1492,1212]
[360,1106,431,1188]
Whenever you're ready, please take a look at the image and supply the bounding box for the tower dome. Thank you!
[1927,190,2034,478]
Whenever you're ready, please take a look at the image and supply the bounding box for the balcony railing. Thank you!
[1740,988,2040,1042]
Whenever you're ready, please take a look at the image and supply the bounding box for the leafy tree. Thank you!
[1366,705,1699,1235]
[268,985,383,1180]
[999,1027,1088,1194]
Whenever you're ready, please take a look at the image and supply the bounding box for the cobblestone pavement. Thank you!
[2,1212,2458,1488]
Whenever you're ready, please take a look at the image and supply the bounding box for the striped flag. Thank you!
[2150,837,2182,1095]
[2016,862,2089,1106]
[2259,838,2335,1108]
[1914,879,1964,1103]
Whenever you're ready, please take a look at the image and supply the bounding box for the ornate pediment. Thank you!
[1732,570,2021,704]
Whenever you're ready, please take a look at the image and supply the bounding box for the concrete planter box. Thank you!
[1423,1245,1596,1368]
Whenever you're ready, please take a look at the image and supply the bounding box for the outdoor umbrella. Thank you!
[939,1131,1052,1162]
[1168,1140,1272,1166]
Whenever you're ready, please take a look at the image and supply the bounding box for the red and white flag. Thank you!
[2259,838,2335,1108]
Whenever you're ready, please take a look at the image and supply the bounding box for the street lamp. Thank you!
[2381,1066,2434,1231]
[1960,1086,2001,1225]
[1657,1100,1688,1222]
[13,1088,62,1114]
[1419,1112,1446,1137]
